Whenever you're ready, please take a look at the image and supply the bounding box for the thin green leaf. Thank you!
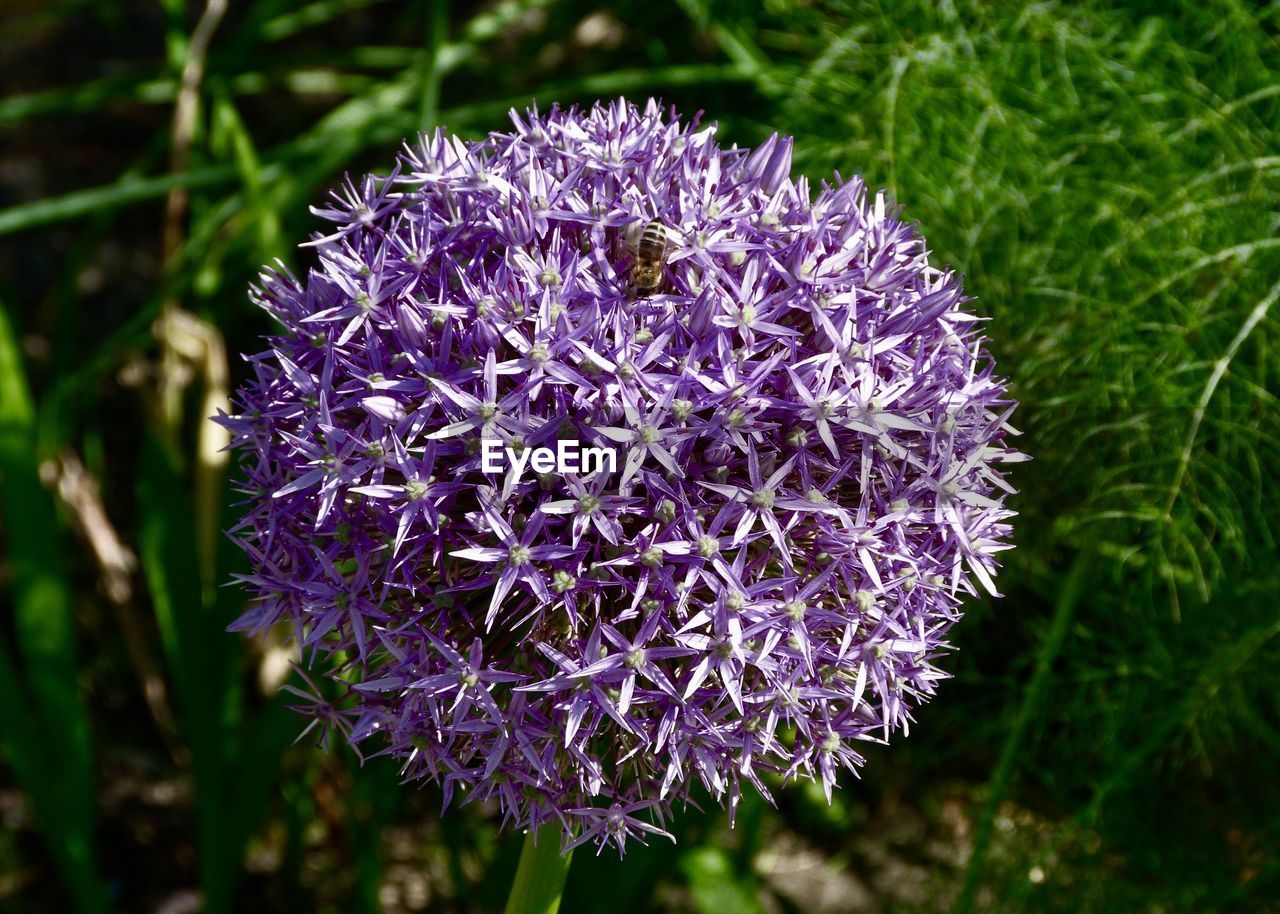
[955,552,1092,914]
[210,91,283,260]
[227,691,298,883]
[0,303,108,914]
[0,165,238,237]
[137,433,239,912]
[347,756,401,914]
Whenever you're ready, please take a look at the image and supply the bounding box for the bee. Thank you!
[629,219,669,296]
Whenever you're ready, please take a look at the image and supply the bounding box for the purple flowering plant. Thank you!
[219,98,1023,856]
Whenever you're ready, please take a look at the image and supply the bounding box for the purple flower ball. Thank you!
[219,98,1023,852]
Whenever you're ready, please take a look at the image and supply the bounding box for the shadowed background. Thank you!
[1,1,1278,912]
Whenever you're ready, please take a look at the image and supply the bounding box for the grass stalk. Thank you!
[954,550,1093,914]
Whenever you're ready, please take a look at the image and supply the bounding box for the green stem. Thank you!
[503,822,574,914]
[417,0,447,131]
[954,550,1092,914]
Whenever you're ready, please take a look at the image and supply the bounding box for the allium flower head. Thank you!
[220,98,1023,852]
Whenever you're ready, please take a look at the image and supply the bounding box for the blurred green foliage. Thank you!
[1,0,1278,912]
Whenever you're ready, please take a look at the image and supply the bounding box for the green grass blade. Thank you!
[210,91,283,260]
[0,74,175,123]
[138,434,300,913]
[954,551,1093,914]
[137,433,239,911]
[0,69,378,127]
[346,756,401,913]
[0,303,108,914]
[227,691,297,882]
[258,0,393,43]
[0,165,238,237]
[0,59,755,240]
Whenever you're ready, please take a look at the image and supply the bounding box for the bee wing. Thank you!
[621,217,648,252]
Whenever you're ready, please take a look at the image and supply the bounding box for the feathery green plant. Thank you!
[762,2,1280,908]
